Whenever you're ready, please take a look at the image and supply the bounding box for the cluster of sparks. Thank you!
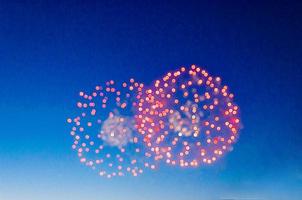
[67,79,156,178]
[67,65,241,178]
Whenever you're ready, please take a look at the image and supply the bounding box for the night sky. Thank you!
[0,1,301,200]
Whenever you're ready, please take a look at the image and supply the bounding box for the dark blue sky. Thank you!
[0,1,301,200]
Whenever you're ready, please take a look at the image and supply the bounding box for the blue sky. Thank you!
[0,1,301,200]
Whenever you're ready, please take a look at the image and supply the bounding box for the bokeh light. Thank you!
[67,65,242,177]
[67,79,156,178]
[135,65,241,167]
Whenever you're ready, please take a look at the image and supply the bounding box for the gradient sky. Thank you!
[0,1,301,200]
